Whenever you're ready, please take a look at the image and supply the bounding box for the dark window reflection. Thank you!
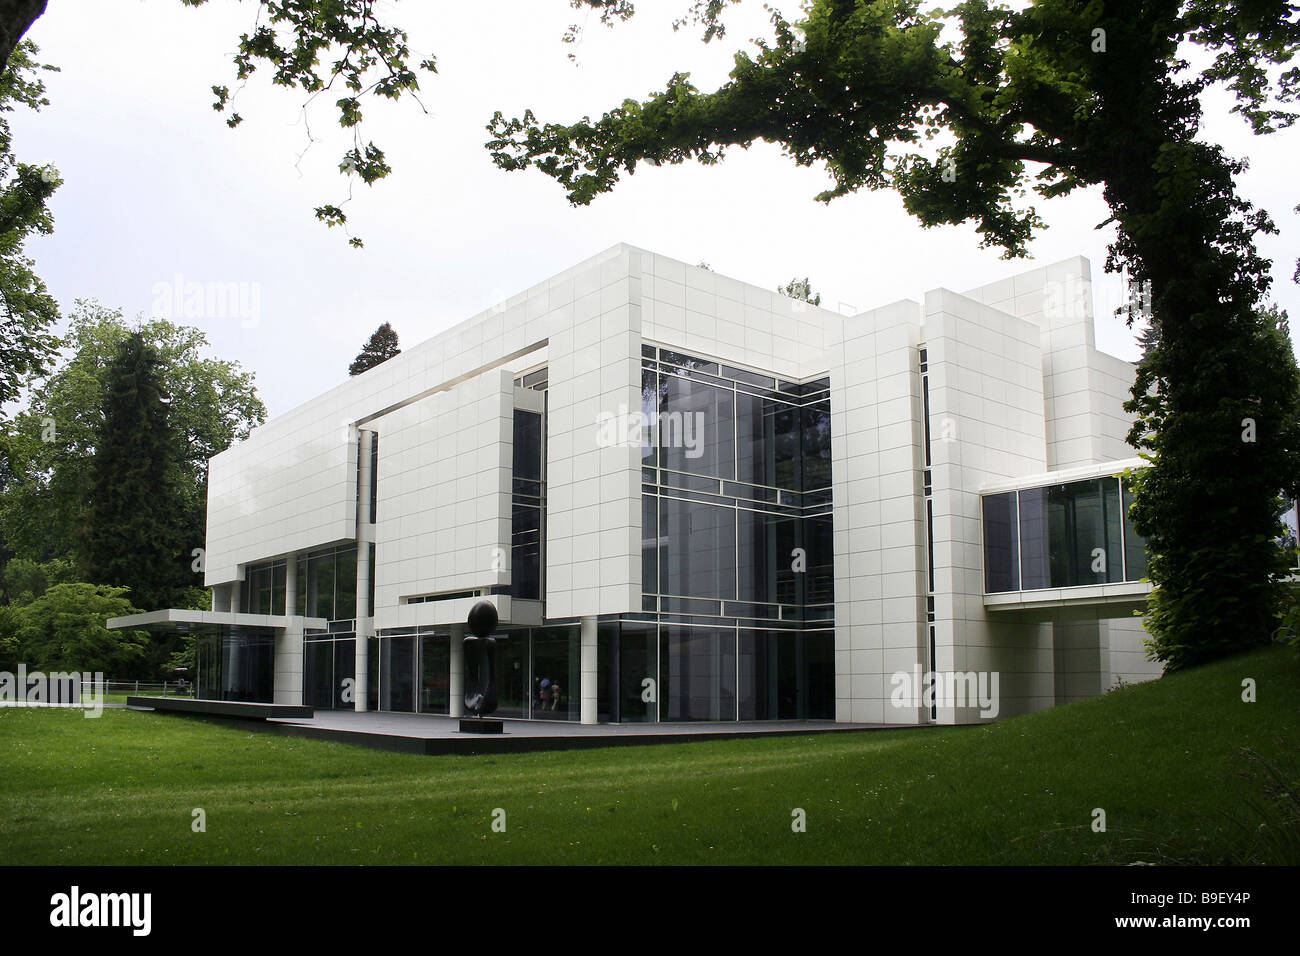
[380,636,415,712]
[618,623,658,722]
[531,626,579,720]
[419,633,449,714]
[217,631,274,703]
[736,393,800,489]
[982,492,1019,592]
[660,374,734,479]
[737,509,797,604]
[659,496,736,600]
[659,625,736,721]
[737,629,831,719]
[642,495,659,594]
[333,638,355,709]
[491,629,527,718]
[1019,479,1124,589]
[305,641,333,708]
[1122,478,1149,580]
[802,400,832,491]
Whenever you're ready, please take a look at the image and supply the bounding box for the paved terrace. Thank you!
[262,711,898,756]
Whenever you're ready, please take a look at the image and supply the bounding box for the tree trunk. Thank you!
[0,0,47,75]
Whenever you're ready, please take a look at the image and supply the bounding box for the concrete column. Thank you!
[284,552,298,616]
[229,580,242,614]
[354,541,371,714]
[274,623,304,705]
[354,429,376,713]
[449,624,464,717]
[355,543,371,620]
[357,427,375,533]
[580,616,598,725]
[353,636,368,712]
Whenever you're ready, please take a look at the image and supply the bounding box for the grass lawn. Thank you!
[1,645,1296,865]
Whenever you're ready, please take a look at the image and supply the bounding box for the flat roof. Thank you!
[106,608,329,633]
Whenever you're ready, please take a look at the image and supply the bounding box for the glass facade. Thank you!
[241,560,286,615]
[195,629,275,702]
[294,544,359,622]
[511,409,544,601]
[303,634,356,709]
[637,345,835,721]
[299,347,836,724]
[982,475,1148,592]
[372,624,580,720]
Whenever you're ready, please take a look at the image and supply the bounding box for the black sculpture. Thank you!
[460,600,504,734]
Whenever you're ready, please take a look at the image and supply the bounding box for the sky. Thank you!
[11,0,1300,420]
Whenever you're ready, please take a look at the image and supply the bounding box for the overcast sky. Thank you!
[12,1,1300,419]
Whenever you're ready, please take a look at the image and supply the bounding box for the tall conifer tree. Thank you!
[83,333,191,613]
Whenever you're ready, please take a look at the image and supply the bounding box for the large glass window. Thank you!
[618,622,658,722]
[805,513,835,606]
[660,374,734,479]
[659,625,736,721]
[736,393,800,489]
[738,629,796,720]
[419,633,450,714]
[333,639,355,708]
[380,636,415,713]
[636,346,835,724]
[511,502,541,600]
[983,476,1147,592]
[493,630,528,719]
[641,367,661,467]
[1122,478,1148,580]
[513,411,542,486]
[531,626,579,721]
[307,551,336,620]
[982,492,1019,592]
[802,397,832,491]
[304,640,334,708]
[642,495,659,595]
[659,496,736,600]
[293,545,358,621]
[1020,478,1123,589]
[737,509,798,605]
[335,549,357,620]
[511,410,544,601]
[217,631,274,702]
[241,561,286,615]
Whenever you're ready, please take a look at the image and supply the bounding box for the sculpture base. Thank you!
[459,717,504,734]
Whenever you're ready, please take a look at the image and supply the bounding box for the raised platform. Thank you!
[126,697,313,720]
[459,717,504,734]
[259,711,897,756]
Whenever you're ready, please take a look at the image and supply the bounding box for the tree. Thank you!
[0,2,46,76]
[0,554,70,605]
[487,0,1300,669]
[0,301,266,569]
[1,2,435,245]
[349,321,401,376]
[779,276,821,306]
[9,582,150,675]
[0,38,58,411]
[82,333,195,614]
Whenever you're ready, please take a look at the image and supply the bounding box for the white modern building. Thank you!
[112,243,1164,725]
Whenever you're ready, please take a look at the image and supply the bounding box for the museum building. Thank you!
[110,243,1166,725]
